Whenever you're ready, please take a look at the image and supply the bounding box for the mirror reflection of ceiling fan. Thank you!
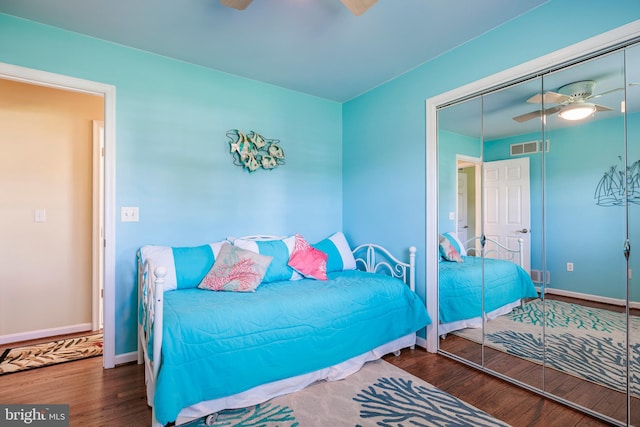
[221,0,377,16]
[512,80,622,123]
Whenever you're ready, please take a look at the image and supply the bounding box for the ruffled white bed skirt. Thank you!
[438,299,522,336]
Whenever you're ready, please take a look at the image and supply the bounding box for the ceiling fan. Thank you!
[221,0,377,16]
[512,80,620,123]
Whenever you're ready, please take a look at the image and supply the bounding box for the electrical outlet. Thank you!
[566,262,574,272]
[34,209,46,222]
[449,212,455,220]
[121,207,139,222]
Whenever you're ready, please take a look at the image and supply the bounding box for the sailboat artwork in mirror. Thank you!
[595,158,640,206]
[436,40,640,426]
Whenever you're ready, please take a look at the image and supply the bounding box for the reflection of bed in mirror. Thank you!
[438,232,539,336]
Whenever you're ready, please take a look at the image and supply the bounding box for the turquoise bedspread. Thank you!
[153,270,430,424]
[438,256,538,324]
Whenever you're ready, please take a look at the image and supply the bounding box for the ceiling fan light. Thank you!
[558,103,596,121]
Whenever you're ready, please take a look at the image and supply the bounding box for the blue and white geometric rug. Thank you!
[454,299,640,397]
[185,359,509,426]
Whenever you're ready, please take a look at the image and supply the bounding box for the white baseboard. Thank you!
[114,351,139,366]
[415,335,427,350]
[544,287,640,310]
[0,323,93,345]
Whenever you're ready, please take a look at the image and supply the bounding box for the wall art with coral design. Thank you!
[226,129,285,172]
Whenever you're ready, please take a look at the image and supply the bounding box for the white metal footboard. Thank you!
[137,256,167,424]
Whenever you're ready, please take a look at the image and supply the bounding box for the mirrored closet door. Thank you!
[436,40,639,426]
[480,77,545,393]
[542,50,628,423]
[626,42,640,427]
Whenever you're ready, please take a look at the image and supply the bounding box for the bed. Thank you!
[438,232,538,336]
[137,232,430,426]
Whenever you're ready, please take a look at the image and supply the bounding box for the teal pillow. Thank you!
[312,232,356,273]
[138,241,226,291]
[173,245,215,289]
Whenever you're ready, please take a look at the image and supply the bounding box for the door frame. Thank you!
[456,154,482,249]
[424,21,640,353]
[0,62,117,368]
[92,120,105,331]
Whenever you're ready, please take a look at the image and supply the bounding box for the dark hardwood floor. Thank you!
[0,345,614,427]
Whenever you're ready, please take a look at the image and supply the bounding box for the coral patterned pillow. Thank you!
[198,243,273,292]
[439,234,463,263]
[287,234,328,280]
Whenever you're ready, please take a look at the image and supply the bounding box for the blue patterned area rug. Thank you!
[453,299,640,397]
[184,359,509,427]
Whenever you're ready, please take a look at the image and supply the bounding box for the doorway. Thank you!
[456,155,481,251]
[0,62,116,368]
[0,78,103,345]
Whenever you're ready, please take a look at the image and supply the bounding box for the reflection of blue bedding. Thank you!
[154,270,430,424]
[439,256,538,324]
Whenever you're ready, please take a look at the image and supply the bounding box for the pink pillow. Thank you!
[439,234,463,262]
[198,243,273,292]
[287,234,328,280]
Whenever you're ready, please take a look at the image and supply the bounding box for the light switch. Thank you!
[34,209,46,222]
[449,212,455,220]
[121,207,139,222]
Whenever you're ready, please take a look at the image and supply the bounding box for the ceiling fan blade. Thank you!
[594,103,614,112]
[220,0,253,10]
[587,87,623,100]
[513,110,543,123]
[340,0,378,16]
[527,91,571,105]
[513,105,562,123]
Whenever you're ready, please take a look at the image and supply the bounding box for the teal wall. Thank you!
[0,14,342,355]
[343,0,640,307]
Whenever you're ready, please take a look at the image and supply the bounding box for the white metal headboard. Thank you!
[226,235,286,243]
[352,244,416,292]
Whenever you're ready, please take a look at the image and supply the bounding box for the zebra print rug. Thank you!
[0,333,103,375]
[183,359,509,427]
[453,299,640,397]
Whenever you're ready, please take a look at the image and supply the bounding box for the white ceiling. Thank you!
[0,0,549,102]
